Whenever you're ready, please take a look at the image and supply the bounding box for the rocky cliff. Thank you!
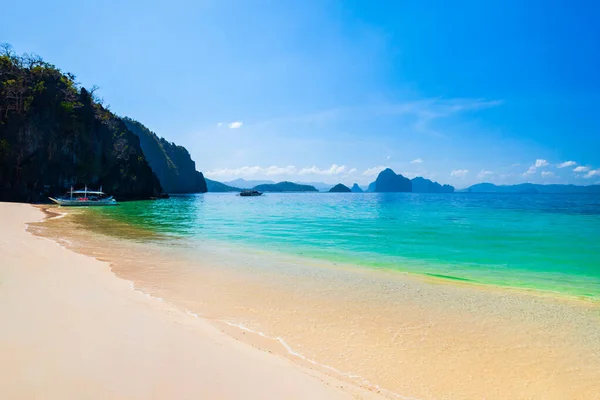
[123,118,207,193]
[0,48,161,202]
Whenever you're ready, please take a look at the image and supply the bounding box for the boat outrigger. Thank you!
[239,189,263,197]
[49,186,118,206]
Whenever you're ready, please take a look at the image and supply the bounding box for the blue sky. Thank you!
[3,0,600,187]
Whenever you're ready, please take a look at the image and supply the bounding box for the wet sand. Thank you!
[24,205,600,399]
[0,203,385,400]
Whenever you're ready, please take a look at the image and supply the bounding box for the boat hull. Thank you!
[49,197,118,206]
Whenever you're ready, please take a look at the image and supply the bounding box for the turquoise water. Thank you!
[88,193,600,299]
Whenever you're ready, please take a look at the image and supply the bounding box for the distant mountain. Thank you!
[367,182,376,192]
[351,183,364,193]
[329,183,351,193]
[411,177,454,193]
[253,181,319,192]
[465,183,600,194]
[123,118,207,194]
[224,178,275,188]
[205,179,241,192]
[373,168,412,192]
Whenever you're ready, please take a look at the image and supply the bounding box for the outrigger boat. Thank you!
[49,186,118,206]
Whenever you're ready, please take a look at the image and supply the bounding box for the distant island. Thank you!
[463,183,600,194]
[224,178,275,188]
[205,179,241,192]
[351,183,364,193]
[364,168,455,193]
[253,181,319,192]
[329,183,351,193]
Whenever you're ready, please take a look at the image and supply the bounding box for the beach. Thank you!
[0,202,384,400]
[3,200,600,399]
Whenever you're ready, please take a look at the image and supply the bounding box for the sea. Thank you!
[87,192,600,300]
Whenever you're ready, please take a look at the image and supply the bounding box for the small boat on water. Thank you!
[239,189,263,197]
[49,186,118,206]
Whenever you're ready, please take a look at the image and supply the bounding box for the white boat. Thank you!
[49,186,118,206]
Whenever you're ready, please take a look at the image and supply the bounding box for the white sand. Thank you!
[0,203,384,400]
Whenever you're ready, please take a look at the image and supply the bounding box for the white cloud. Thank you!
[584,169,600,179]
[348,168,357,174]
[386,155,392,160]
[523,165,537,176]
[523,159,549,176]
[477,170,493,179]
[217,122,223,128]
[541,171,555,178]
[362,166,388,176]
[574,166,590,172]
[450,169,469,178]
[228,121,243,129]
[411,158,423,164]
[299,164,347,176]
[557,161,576,168]
[512,163,521,167]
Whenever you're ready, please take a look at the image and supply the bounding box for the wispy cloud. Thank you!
[250,97,502,138]
[512,163,521,167]
[574,166,590,172]
[216,122,223,128]
[584,169,600,179]
[541,171,555,178]
[477,170,493,179]
[411,158,423,164]
[523,159,549,176]
[386,155,392,160]
[228,121,243,129]
[362,166,388,176]
[557,161,576,168]
[522,165,537,176]
[299,164,347,176]
[450,169,469,178]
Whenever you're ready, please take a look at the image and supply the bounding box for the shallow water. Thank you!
[87,192,600,299]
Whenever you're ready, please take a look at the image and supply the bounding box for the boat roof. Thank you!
[70,190,106,194]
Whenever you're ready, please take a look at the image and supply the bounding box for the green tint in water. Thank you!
[85,193,600,299]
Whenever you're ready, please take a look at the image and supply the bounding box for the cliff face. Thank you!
[123,118,207,194]
[374,169,412,192]
[329,183,351,193]
[0,49,161,202]
[411,177,454,193]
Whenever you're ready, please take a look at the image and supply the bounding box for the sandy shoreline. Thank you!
[0,202,384,400]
